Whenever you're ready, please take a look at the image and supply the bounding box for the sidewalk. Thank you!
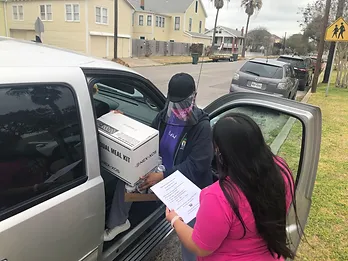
[120,54,279,68]
[121,56,209,68]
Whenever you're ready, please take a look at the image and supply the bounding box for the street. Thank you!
[135,60,246,107]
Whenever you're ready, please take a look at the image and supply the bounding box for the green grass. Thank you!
[278,121,302,177]
[278,76,348,260]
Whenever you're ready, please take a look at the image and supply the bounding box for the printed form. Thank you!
[150,170,201,223]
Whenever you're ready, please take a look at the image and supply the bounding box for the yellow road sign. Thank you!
[325,17,348,42]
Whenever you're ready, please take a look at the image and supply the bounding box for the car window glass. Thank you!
[92,78,160,125]
[210,106,302,184]
[240,62,283,79]
[0,84,85,219]
[278,57,305,69]
[285,66,292,77]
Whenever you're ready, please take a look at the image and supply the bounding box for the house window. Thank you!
[147,15,152,26]
[12,5,24,21]
[96,7,108,24]
[199,21,202,33]
[65,4,80,22]
[40,5,52,21]
[195,0,198,13]
[140,36,145,40]
[189,18,192,32]
[139,14,144,26]
[174,17,180,30]
[156,16,165,28]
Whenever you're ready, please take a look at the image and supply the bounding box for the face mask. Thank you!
[164,93,198,126]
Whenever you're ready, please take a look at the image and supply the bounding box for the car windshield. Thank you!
[278,57,306,69]
[240,61,283,79]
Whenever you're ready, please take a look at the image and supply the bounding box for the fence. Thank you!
[132,39,192,57]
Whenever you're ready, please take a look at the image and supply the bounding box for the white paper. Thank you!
[150,170,201,223]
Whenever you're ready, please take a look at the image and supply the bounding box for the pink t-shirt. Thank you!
[192,157,294,261]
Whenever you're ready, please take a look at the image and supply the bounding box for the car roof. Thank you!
[278,55,304,61]
[0,37,138,74]
[248,58,286,67]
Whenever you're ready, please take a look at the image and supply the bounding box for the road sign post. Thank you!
[34,17,44,42]
[324,17,348,96]
[325,44,337,97]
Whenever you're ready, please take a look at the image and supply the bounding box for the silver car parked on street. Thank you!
[230,59,299,99]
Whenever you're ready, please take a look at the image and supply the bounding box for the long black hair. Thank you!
[213,112,296,259]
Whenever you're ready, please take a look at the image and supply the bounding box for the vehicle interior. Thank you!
[85,74,170,258]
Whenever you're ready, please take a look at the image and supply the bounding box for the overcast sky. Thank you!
[202,0,314,37]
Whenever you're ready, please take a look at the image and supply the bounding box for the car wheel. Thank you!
[292,92,296,100]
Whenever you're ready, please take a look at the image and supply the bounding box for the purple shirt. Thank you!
[159,116,185,170]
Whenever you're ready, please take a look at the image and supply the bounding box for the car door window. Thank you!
[285,66,292,78]
[205,93,321,253]
[92,77,161,125]
[210,106,302,183]
[0,84,86,220]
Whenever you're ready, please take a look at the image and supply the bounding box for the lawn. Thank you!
[280,79,348,260]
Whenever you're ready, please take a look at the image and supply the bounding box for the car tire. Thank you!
[292,92,296,100]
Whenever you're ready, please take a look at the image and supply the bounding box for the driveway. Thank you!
[135,60,245,108]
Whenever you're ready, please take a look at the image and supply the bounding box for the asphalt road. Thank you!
[135,60,245,108]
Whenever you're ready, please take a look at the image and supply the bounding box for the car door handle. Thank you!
[1,259,8,261]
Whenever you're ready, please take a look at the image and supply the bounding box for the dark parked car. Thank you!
[277,55,313,91]
[230,59,298,100]
[309,56,325,74]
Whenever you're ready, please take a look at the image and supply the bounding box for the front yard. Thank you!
[280,83,348,260]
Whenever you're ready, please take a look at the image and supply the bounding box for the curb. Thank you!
[270,88,312,155]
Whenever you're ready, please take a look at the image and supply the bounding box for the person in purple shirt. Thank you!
[104,73,214,261]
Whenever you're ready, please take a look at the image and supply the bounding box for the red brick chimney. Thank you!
[140,0,145,10]
[241,27,244,36]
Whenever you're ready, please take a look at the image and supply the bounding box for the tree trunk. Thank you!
[114,0,118,60]
[242,15,251,58]
[212,8,220,52]
[343,61,348,88]
[311,0,332,93]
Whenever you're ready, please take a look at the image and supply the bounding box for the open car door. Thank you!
[204,92,321,255]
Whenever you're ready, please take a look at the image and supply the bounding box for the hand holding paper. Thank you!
[150,170,201,223]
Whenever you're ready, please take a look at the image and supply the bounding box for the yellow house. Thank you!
[0,0,7,36]
[129,0,211,46]
[0,0,133,58]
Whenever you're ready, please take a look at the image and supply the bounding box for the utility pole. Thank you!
[311,0,332,93]
[322,0,345,83]
[283,32,287,54]
[114,0,118,60]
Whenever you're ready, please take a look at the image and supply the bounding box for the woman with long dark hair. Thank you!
[166,112,297,260]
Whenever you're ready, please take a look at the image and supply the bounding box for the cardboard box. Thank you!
[124,192,159,202]
[97,112,159,186]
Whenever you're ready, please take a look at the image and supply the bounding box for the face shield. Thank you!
[164,92,199,126]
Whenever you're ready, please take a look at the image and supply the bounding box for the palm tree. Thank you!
[241,0,263,57]
[211,0,230,51]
